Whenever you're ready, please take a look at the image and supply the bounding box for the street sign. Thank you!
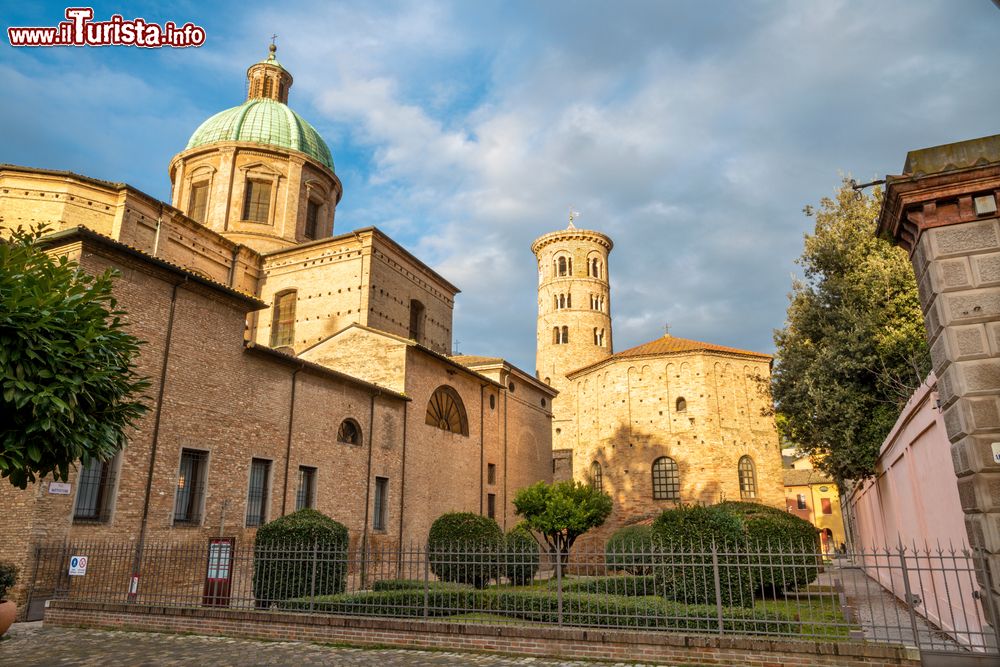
[48,482,71,495]
[68,555,88,576]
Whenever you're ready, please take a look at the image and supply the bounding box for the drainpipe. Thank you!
[151,203,164,258]
[227,243,243,289]
[280,363,304,515]
[479,383,485,515]
[502,372,509,532]
[360,390,379,585]
[397,405,408,576]
[132,276,187,588]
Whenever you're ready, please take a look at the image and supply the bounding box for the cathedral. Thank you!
[0,44,782,612]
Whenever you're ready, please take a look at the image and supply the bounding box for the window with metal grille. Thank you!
[188,183,209,223]
[797,494,807,510]
[651,457,679,500]
[738,456,757,500]
[304,199,320,239]
[73,456,116,522]
[246,458,271,527]
[590,461,603,492]
[270,290,296,348]
[296,466,316,511]
[174,449,208,525]
[373,476,388,531]
[425,385,469,436]
[487,463,496,485]
[487,493,496,519]
[242,180,272,222]
[337,418,362,445]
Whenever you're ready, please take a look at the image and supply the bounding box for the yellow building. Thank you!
[782,456,845,552]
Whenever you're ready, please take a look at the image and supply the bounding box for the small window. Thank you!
[560,326,569,344]
[489,394,496,410]
[652,456,679,500]
[487,493,496,520]
[373,476,388,531]
[558,256,567,276]
[738,456,757,500]
[553,327,560,344]
[174,449,208,525]
[270,290,296,348]
[487,463,496,485]
[796,494,807,510]
[74,456,117,523]
[675,397,687,412]
[242,180,272,223]
[188,183,209,224]
[304,199,320,239]
[246,458,271,527]
[566,293,571,308]
[337,418,363,445]
[508,381,515,393]
[590,461,603,492]
[408,299,425,341]
[296,466,317,511]
[425,385,469,436]
[821,498,833,515]
[263,76,273,98]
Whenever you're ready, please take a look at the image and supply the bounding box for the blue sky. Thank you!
[3,1,1000,372]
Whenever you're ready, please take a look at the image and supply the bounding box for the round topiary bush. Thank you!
[253,509,349,606]
[504,524,540,585]
[428,512,504,588]
[605,524,657,575]
[651,504,753,607]
[719,501,821,594]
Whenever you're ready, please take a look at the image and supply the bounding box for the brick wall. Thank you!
[43,601,921,667]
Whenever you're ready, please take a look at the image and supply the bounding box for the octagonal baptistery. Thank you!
[169,44,343,253]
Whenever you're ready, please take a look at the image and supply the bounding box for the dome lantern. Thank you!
[247,42,293,104]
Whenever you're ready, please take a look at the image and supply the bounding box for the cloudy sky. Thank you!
[2,1,999,372]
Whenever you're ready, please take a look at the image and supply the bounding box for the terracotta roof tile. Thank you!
[569,335,770,376]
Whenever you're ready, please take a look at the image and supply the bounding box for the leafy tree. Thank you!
[771,180,929,483]
[0,226,149,488]
[513,480,612,562]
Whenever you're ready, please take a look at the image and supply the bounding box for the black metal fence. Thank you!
[25,539,1000,656]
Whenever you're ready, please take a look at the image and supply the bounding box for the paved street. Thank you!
[0,623,663,666]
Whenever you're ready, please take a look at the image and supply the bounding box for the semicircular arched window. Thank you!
[425,385,469,436]
[337,418,363,445]
[652,456,680,500]
[675,396,687,413]
[738,456,757,500]
[590,461,603,492]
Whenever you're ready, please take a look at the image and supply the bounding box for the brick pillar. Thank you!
[878,134,1000,620]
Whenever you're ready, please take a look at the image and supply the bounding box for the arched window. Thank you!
[675,397,687,412]
[553,327,560,344]
[652,457,680,500]
[263,76,273,98]
[738,456,757,500]
[337,418,362,445]
[270,290,296,348]
[558,294,565,309]
[590,461,603,492]
[409,299,425,341]
[425,385,469,436]
[554,295,560,309]
[557,256,567,276]
[560,326,569,344]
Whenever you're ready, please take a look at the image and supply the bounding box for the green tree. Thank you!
[513,480,612,562]
[0,226,149,488]
[771,180,930,483]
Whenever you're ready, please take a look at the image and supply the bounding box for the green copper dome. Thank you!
[185,98,334,171]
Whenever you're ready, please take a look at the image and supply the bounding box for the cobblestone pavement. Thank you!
[0,623,668,666]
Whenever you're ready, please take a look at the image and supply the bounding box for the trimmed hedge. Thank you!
[651,505,753,607]
[371,579,472,592]
[504,525,541,585]
[719,501,821,594]
[556,575,658,597]
[428,512,504,588]
[253,509,349,606]
[605,525,657,575]
[282,587,795,635]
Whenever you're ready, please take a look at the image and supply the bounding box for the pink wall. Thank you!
[845,373,986,645]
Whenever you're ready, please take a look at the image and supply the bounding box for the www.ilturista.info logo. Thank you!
[7,7,206,48]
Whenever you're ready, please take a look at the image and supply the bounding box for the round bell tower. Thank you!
[532,219,613,399]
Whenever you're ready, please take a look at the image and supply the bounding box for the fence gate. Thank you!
[25,545,69,621]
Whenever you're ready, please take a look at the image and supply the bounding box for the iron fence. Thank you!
[26,539,1000,655]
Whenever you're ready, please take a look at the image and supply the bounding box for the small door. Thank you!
[202,538,234,607]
